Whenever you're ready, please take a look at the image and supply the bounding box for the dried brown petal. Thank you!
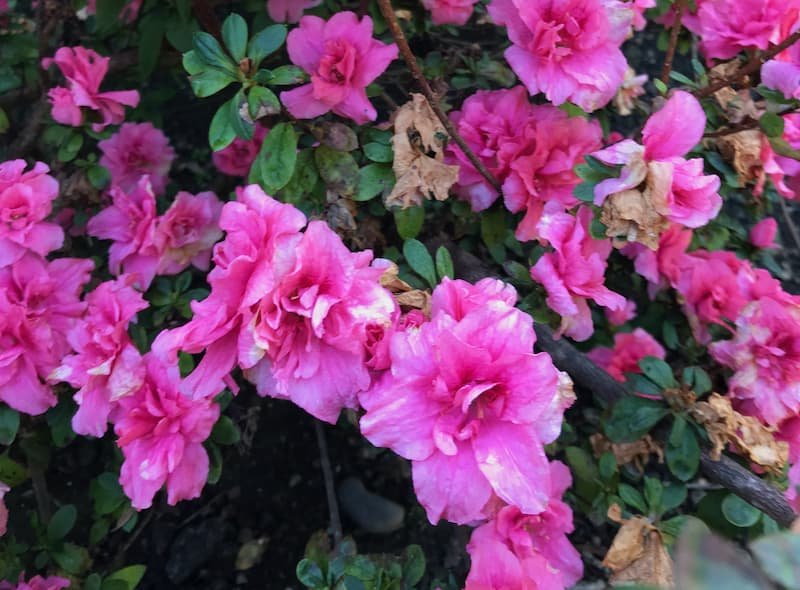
[590,433,664,472]
[716,129,764,186]
[603,505,674,588]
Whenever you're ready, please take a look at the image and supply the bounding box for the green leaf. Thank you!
[751,532,800,589]
[661,482,688,513]
[564,446,601,501]
[190,68,235,98]
[182,50,204,75]
[89,519,110,546]
[363,142,394,163]
[209,103,236,151]
[211,416,241,445]
[403,239,437,288]
[682,366,712,395]
[91,472,125,515]
[0,453,27,487]
[87,165,111,190]
[721,494,762,528]
[769,136,800,160]
[105,565,147,590]
[314,145,359,196]
[355,164,394,201]
[402,544,426,586]
[258,122,298,192]
[248,25,287,68]
[619,483,648,513]
[435,246,455,280]
[605,396,670,443]
[47,504,77,542]
[669,70,696,87]
[638,356,677,389]
[58,133,84,163]
[598,452,618,481]
[0,406,20,445]
[654,78,668,95]
[96,0,126,31]
[626,373,665,397]
[481,207,506,248]
[644,477,663,513]
[222,13,248,63]
[574,182,596,203]
[394,207,424,240]
[264,65,307,86]
[0,107,9,134]
[296,559,325,588]
[248,85,281,118]
[666,417,700,481]
[228,90,254,140]
[138,13,165,79]
[206,442,223,485]
[52,543,87,574]
[760,112,785,138]
[192,32,238,75]
[281,149,319,202]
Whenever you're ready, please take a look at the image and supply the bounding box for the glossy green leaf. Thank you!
[403,239,437,288]
[248,24,287,68]
[605,396,670,443]
[222,13,248,62]
[258,122,298,192]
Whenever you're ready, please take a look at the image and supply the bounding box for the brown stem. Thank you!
[660,0,686,85]
[697,30,800,98]
[314,420,343,546]
[376,0,503,194]
[442,243,797,528]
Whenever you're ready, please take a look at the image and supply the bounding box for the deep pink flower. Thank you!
[487,0,629,112]
[762,40,800,100]
[266,0,321,23]
[592,91,721,231]
[42,46,140,132]
[465,461,582,590]
[0,575,70,590]
[764,114,800,199]
[711,297,800,426]
[212,124,269,177]
[588,328,666,383]
[360,278,574,524]
[696,0,797,61]
[51,276,147,437]
[99,122,175,195]
[0,481,8,537]
[421,0,479,25]
[0,1,8,15]
[0,253,92,416]
[155,191,223,275]
[0,160,64,267]
[605,298,636,326]
[87,176,161,288]
[115,353,220,510]
[777,417,800,510]
[621,223,693,291]
[530,205,626,341]
[281,12,398,124]
[750,218,779,249]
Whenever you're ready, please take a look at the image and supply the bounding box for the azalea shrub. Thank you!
[3,0,800,588]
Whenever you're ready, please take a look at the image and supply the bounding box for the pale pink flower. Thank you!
[42,46,140,132]
[530,206,626,342]
[155,191,223,275]
[421,0,479,25]
[87,176,161,288]
[114,353,220,510]
[592,91,721,230]
[212,124,269,177]
[0,160,64,267]
[631,0,656,31]
[266,0,321,23]
[281,12,398,124]
[750,218,779,249]
[360,278,574,524]
[613,67,648,116]
[0,481,8,537]
[99,122,175,195]
[51,276,147,437]
[588,328,666,383]
[0,253,92,416]
[762,41,800,100]
[605,298,636,326]
[465,461,582,590]
[696,0,797,61]
[487,0,629,112]
[0,575,70,590]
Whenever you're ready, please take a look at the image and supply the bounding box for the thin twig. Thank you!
[697,30,800,98]
[314,420,343,546]
[376,0,503,194]
[660,0,686,85]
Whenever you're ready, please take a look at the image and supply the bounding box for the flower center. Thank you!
[318,40,356,85]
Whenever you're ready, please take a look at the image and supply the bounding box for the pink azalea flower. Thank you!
[605,298,636,326]
[99,122,175,196]
[777,417,800,509]
[155,191,223,275]
[212,124,269,177]
[0,160,64,267]
[631,0,656,31]
[114,353,220,510]
[762,41,800,100]
[360,278,574,524]
[696,0,797,61]
[42,46,140,132]
[51,276,147,437]
[588,328,666,383]
[592,91,721,231]
[281,12,398,124]
[421,0,480,25]
[465,461,582,590]
[711,297,800,427]
[621,223,693,291]
[763,114,800,199]
[530,205,626,342]
[266,0,321,23]
[613,67,648,116]
[0,481,8,537]
[0,1,8,15]
[750,218,779,249]
[487,0,629,112]
[0,253,92,416]
[87,176,161,288]
[0,575,70,590]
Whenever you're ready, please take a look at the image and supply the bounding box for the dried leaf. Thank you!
[716,129,764,185]
[691,393,788,474]
[385,94,459,208]
[591,433,664,472]
[396,289,431,315]
[379,261,413,293]
[603,504,675,588]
